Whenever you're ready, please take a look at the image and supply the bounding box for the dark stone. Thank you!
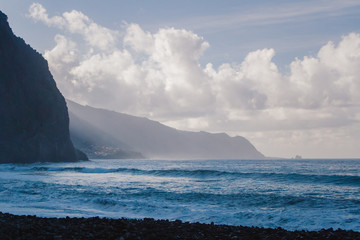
[0,10,87,163]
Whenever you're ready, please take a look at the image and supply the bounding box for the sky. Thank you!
[1,0,360,158]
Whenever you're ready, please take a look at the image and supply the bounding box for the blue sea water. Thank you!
[0,159,359,231]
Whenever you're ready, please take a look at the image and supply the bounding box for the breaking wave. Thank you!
[0,159,360,231]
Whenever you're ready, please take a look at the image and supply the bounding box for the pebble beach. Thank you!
[1,212,359,240]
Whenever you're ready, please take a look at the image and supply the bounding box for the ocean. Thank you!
[0,159,359,231]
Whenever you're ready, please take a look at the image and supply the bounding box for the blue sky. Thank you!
[1,1,360,158]
[3,0,360,67]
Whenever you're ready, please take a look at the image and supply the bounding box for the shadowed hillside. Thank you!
[69,110,143,159]
[67,100,264,159]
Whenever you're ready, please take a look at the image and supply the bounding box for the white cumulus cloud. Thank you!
[28,3,360,158]
[29,2,118,50]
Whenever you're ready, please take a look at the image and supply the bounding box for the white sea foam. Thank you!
[0,159,359,231]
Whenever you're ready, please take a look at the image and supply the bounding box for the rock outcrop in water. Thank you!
[0,10,87,163]
[67,100,265,159]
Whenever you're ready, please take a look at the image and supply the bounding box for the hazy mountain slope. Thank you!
[69,110,143,159]
[67,100,264,159]
[0,11,87,163]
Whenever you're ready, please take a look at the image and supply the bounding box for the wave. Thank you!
[1,165,359,186]
[1,159,360,232]
[90,188,360,210]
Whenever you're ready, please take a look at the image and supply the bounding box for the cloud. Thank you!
[205,48,281,110]
[44,35,77,73]
[29,3,360,157]
[124,24,154,54]
[29,2,118,50]
[28,2,65,27]
[288,32,360,108]
[174,0,360,32]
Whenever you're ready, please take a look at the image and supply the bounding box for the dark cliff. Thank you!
[0,11,87,163]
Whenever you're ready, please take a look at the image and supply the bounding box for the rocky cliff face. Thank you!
[0,11,87,163]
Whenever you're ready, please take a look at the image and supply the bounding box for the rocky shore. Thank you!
[0,212,359,239]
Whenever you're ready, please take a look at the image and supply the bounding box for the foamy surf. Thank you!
[0,159,359,231]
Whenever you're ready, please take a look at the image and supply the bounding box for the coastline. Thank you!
[0,212,359,240]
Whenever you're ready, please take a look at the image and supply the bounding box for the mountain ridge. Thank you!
[67,100,265,159]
